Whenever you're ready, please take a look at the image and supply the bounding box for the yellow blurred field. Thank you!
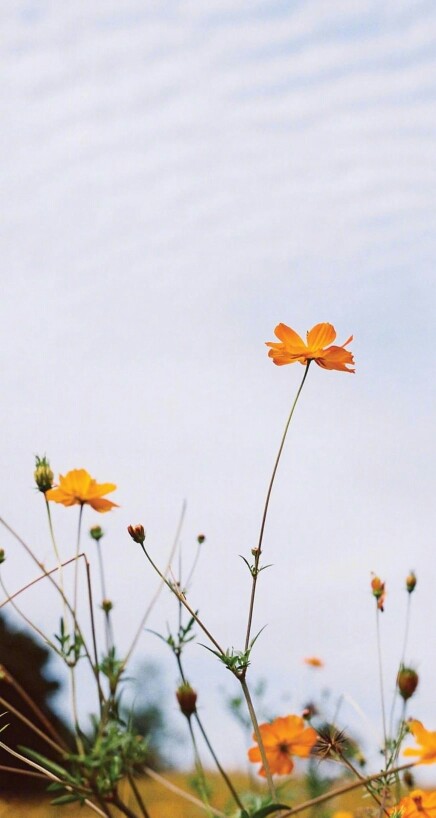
[0,772,389,817]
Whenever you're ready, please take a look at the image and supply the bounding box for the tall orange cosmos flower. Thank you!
[266,322,355,372]
[389,790,436,818]
[404,720,436,764]
[248,714,317,777]
[46,469,118,513]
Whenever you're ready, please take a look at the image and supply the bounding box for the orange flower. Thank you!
[46,469,118,513]
[389,790,436,818]
[304,657,324,668]
[266,322,354,372]
[404,721,436,764]
[248,714,317,777]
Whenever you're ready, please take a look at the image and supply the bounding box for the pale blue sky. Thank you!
[1,0,435,769]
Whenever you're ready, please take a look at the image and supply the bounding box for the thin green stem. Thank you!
[124,501,186,665]
[239,675,276,801]
[279,761,416,817]
[127,772,151,818]
[73,504,84,614]
[187,717,214,818]
[4,671,69,749]
[0,742,107,817]
[44,497,66,610]
[138,543,225,656]
[144,766,227,818]
[389,594,413,740]
[176,650,244,810]
[376,606,388,766]
[244,363,311,652]
[0,694,65,755]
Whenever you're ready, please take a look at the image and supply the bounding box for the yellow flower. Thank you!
[248,714,317,777]
[46,469,118,513]
[389,790,436,818]
[404,721,436,764]
[304,656,324,668]
[266,322,354,372]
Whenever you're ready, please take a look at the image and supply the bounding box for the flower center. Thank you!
[278,742,291,755]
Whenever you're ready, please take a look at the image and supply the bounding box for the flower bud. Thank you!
[197,534,205,544]
[176,682,197,717]
[127,524,145,545]
[34,456,54,493]
[406,572,417,594]
[101,599,113,613]
[403,770,415,789]
[371,574,386,611]
[398,667,419,701]
[90,526,104,542]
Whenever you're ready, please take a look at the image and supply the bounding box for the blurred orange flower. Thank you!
[404,721,436,764]
[304,657,324,668]
[248,714,317,777]
[389,790,436,818]
[266,322,354,372]
[46,469,118,513]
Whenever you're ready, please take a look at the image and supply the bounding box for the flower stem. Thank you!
[244,363,311,652]
[239,675,277,801]
[376,605,388,766]
[73,504,84,615]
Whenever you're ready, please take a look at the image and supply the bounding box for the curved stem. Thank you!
[244,363,311,652]
[124,501,186,664]
[73,505,84,614]
[138,544,225,656]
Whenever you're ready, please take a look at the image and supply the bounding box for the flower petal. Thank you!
[88,497,119,513]
[306,323,336,350]
[273,324,307,352]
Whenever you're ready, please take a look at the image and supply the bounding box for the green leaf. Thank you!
[51,793,82,805]
[251,805,290,818]
[18,746,72,780]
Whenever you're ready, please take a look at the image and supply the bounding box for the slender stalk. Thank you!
[85,558,105,706]
[0,742,107,817]
[239,676,276,800]
[278,761,416,817]
[0,520,98,682]
[95,539,113,652]
[73,504,84,614]
[389,593,412,740]
[127,772,151,818]
[111,791,144,818]
[5,671,68,748]
[70,666,85,755]
[244,363,311,652]
[144,766,228,818]
[124,501,186,664]
[187,717,214,818]
[0,694,65,755]
[337,751,386,814]
[376,606,388,766]
[0,764,46,779]
[0,574,60,656]
[175,653,244,810]
[45,496,66,606]
[138,543,225,656]
[184,540,202,591]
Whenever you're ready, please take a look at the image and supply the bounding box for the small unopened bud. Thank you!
[127,524,145,545]
[0,549,5,565]
[101,599,113,613]
[251,547,260,557]
[403,770,415,789]
[398,667,419,701]
[371,574,386,611]
[302,702,318,720]
[90,526,104,542]
[406,572,417,594]
[176,682,197,717]
[197,534,205,544]
[34,456,54,493]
